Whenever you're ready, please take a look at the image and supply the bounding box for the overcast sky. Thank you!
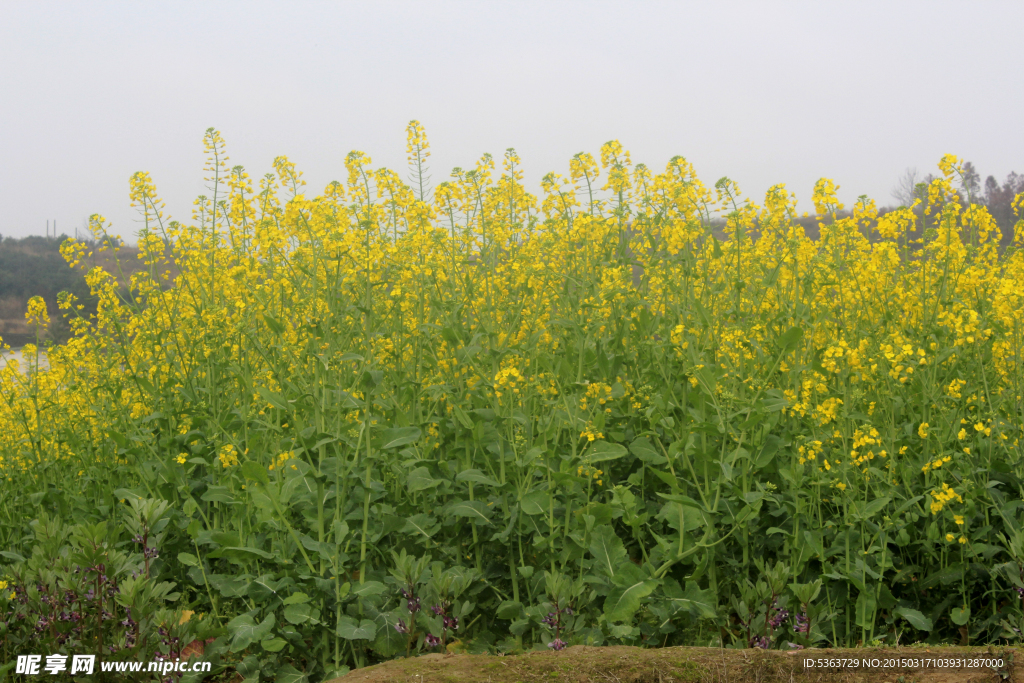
[1,1,1021,242]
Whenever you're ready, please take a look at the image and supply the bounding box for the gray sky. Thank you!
[1,1,1021,242]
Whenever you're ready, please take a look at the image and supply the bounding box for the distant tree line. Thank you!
[0,235,98,344]
[892,163,1022,248]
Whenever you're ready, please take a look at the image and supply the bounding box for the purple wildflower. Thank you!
[548,638,567,651]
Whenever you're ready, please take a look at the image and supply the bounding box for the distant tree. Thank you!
[891,168,920,207]
[961,161,981,200]
[984,171,1024,240]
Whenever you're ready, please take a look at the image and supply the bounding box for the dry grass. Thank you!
[327,646,1019,683]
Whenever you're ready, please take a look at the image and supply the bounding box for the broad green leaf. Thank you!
[283,602,316,625]
[274,664,308,683]
[209,574,251,598]
[453,404,474,429]
[370,608,407,657]
[112,488,143,501]
[200,486,238,504]
[861,497,891,518]
[754,435,781,468]
[352,581,386,597]
[219,546,273,563]
[380,426,421,449]
[894,606,933,631]
[401,513,440,537]
[456,469,500,487]
[228,612,275,653]
[586,441,628,463]
[240,461,269,486]
[855,590,876,629]
[663,578,717,619]
[604,580,657,622]
[260,638,287,652]
[950,606,971,626]
[406,467,440,492]
[509,618,532,635]
[227,614,257,653]
[589,525,628,578]
[496,600,523,620]
[336,616,377,640]
[447,500,493,525]
[177,552,199,567]
[248,575,291,601]
[283,592,310,605]
[577,502,614,527]
[609,623,634,639]
[778,325,804,353]
[257,387,290,412]
[518,490,549,516]
[629,438,665,464]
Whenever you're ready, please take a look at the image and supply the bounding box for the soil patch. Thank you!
[329,646,1019,683]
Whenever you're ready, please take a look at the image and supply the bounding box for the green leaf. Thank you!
[680,580,717,619]
[370,608,407,657]
[380,426,421,449]
[496,600,523,620]
[629,438,665,464]
[455,469,500,487]
[274,664,308,683]
[260,638,287,653]
[778,325,804,353]
[406,467,440,492]
[509,618,532,635]
[201,486,239,504]
[112,487,143,502]
[609,623,634,639]
[401,513,441,537]
[518,490,549,516]
[589,525,628,578]
[257,387,291,412]
[754,435,781,468]
[586,441,628,463]
[604,580,657,622]
[894,606,933,631]
[283,602,316,625]
[663,578,717,619]
[240,461,270,487]
[447,500,493,525]
[352,581,386,597]
[336,616,377,640]
[262,314,285,335]
[453,404,474,429]
[248,575,289,601]
[177,552,199,567]
[219,546,274,563]
[228,612,275,653]
[861,497,892,518]
[855,590,876,629]
[209,574,251,598]
[950,606,971,626]
[283,592,310,605]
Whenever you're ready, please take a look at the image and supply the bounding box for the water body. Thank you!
[1,346,50,372]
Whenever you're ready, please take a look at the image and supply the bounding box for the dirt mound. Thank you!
[328,645,1019,683]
